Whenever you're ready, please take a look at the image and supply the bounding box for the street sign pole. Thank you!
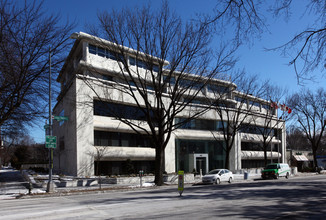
[47,48,54,193]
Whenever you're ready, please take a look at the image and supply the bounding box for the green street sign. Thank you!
[44,124,50,129]
[46,135,57,148]
[53,116,68,121]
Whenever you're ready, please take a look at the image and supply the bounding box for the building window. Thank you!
[146,85,154,91]
[216,121,227,131]
[262,104,270,110]
[163,76,175,85]
[88,44,123,61]
[274,129,281,139]
[129,56,159,72]
[97,47,106,57]
[102,74,113,81]
[94,130,153,148]
[241,160,271,169]
[175,118,227,131]
[153,65,159,72]
[183,98,207,105]
[207,84,229,93]
[241,142,264,151]
[93,100,156,123]
[94,160,155,176]
[240,124,274,136]
[249,100,260,107]
[59,137,65,151]
[178,79,204,90]
[89,44,97,54]
[175,139,226,173]
[235,96,247,104]
[129,57,136,66]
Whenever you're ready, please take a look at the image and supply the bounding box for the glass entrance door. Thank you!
[196,157,207,175]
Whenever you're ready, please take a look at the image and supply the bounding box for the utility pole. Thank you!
[46,48,54,193]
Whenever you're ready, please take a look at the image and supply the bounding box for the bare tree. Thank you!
[0,0,74,134]
[1,132,46,169]
[208,71,267,169]
[0,124,31,167]
[286,125,310,151]
[206,1,326,83]
[269,0,326,83]
[287,88,326,168]
[83,2,236,185]
[202,0,267,46]
[248,85,289,166]
[91,146,110,189]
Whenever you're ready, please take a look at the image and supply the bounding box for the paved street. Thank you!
[0,174,325,219]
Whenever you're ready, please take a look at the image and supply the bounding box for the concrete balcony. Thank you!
[241,151,281,160]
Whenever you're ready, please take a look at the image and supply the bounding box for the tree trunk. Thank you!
[224,147,230,169]
[154,111,166,186]
[263,144,268,167]
[312,147,318,169]
[154,146,165,186]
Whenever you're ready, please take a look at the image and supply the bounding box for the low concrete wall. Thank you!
[235,168,263,174]
[54,173,195,187]
[103,173,195,185]
[168,173,194,183]
[22,170,39,185]
[22,171,196,188]
[55,179,98,187]
[21,164,48,169]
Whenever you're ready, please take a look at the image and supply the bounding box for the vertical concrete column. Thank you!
[281,123,287,163]
[165,134,175,173]
[229,132,241,171]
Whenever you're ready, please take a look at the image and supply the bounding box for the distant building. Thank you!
[286,150,313,171]
[53,32,286,176]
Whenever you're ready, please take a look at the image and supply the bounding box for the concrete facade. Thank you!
[53,32,286,177]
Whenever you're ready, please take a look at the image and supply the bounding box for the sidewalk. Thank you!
[0,168,320,200]
[0,168,159,199]
[0,171,265,200]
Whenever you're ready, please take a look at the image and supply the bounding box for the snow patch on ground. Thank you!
[129,182,155,188]
[0,188,47,200]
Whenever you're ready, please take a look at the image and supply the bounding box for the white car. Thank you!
[202,169,234,184]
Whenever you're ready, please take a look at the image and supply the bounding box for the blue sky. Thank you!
[41,0,325,91]
[30,0,325,143]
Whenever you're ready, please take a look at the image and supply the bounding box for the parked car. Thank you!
[261,163,291,179]
[202,169,234,184]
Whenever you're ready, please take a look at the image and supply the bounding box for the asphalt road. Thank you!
[0,174,325,219]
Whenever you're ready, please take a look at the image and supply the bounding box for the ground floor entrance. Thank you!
[175,139,226,174]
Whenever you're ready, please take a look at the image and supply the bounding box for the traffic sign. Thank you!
[53,116,68,121]
[46,135,57,148]
[178,170,184,196]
